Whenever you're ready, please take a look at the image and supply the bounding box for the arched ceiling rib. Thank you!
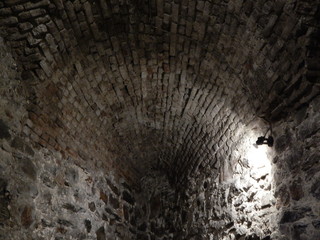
[0,0,319,184]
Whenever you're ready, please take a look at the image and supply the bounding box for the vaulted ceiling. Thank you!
[0,0,319,184]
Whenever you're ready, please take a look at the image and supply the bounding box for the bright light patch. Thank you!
[247,145,270,168]
[244,134,272,179]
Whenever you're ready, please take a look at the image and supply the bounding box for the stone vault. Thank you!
[0,0,319,239]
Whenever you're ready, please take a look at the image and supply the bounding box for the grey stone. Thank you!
[0,199,10,222]
[57,219,73,227]
[302,153,320,171]
[289,178,304,201]
[62,203,82,212]
[298,114,320,140]
[20,158,37,180]
[311,179,320,200]
[275,134,290,152]
[11,137,25,151]
[11,137,34,156]
[312,220,320,229]
[280,207,312,223]
[65,168,79,185]
[40,172,56,188]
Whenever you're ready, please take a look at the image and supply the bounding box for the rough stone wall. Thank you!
[272,95,320,240]
[140,171,179,240]
[0,1,319,239]
[0,146,143,240]
[165,127,279,240]
[0,0,318,183]
[0,37,147,240]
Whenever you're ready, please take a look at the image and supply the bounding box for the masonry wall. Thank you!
[0,0,319,238]
[147,101,320,240]
[272,96,320,240]
[0,37,149,240]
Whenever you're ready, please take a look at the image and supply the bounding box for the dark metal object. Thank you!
[256,136,274,147]
[256,123,274,147]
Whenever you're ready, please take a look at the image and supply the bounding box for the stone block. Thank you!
[280,207,311,224]
[100,190,108,204]
[21,206,33,228]
[0,16,18,25]
[289,178,304,201]
[89,202,96,212]
[311,179,320,200]
[109,194,120,209]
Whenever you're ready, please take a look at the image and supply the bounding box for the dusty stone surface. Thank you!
[0,0,319,239]
[0,0,319,183]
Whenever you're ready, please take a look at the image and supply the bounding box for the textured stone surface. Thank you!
[0,0,318,183]
[0,0,319,239]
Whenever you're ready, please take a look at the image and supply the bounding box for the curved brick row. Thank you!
[0,0,319,184]
[0,0,320,239]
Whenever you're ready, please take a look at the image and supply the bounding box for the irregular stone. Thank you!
[121,182,132,191]
[123,205,129,221]
[40,172,56,188]
[251,167,268,181]
[275,134,290,152]
[289,178,304,200]
[298,114,320,140]
[0,199,10,223]
[0,120,11,139]
[89,202,96,212]
[65,167,79,185]
[84,219,92,233]
[285,147,304,170]
[0,16,18,25]
[122,190,135,205]
[295,105,308,125]
[302,153,320,171]
[11,137,25,151]
[62,203,82,212]
[20,157,37,180]
[99,190,108,204]
[96,226,106,240]
[311,179,320,200]
[105,207,121,221]
[260,193,273,208]
[280,207,311,223]
[292,222,308,240]
[24,144,34,156]
[11,137,34,156]
[41,218,53,227]
[312,220,320,229]
[17,182,38,198]
[57,219,73,227]
[106,178,119,196]
[21,206,33,228]
[109,194,119,209]
[275,185,290,209]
